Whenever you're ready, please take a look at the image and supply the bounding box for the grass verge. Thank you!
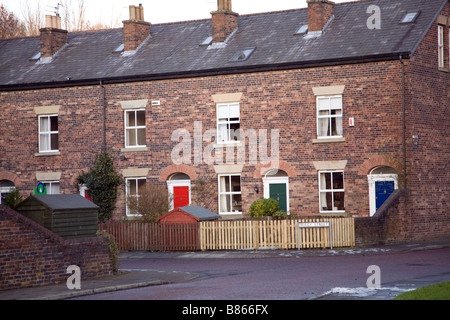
[394,281,450,300]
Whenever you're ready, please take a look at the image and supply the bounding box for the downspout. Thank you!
[100,80,106,155]
[399,56,407,189]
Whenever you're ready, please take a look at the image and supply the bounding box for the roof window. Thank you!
[230,48,256,62]
[29,52,41,61]
[200,36,213,46]
[400,11,420,24]
[113,43,124,53]
[295,24,309,35]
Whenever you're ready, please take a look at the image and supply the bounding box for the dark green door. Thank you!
[269,183,287,212]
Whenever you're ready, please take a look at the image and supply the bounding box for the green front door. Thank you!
[269,183,287,212]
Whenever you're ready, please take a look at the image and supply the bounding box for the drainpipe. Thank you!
[100,80,106,155]
[399,56,407,189]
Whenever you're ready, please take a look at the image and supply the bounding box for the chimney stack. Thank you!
[40,15,68,58]
[123,4,151,52]
[307,0,335,33]
[211,0,238,43]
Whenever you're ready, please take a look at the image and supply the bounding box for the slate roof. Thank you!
[0,0,446,90]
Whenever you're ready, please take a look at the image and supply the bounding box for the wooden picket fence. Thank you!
[200,217,355,251]
[100,217,354,252]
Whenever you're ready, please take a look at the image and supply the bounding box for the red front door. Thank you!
[173,186,189,208]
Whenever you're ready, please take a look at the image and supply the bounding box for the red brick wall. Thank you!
[1,3,449,243]
[0,205,113,291]
[401,1,450,240]
[0,60,406,219]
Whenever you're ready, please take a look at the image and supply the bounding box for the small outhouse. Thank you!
[157,205,219,224]
[16,194,99,239]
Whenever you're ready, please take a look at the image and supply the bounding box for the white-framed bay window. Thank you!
[125,177,147,216]
[319,171,345,213]
[317,95,343,138]
[218,174,242,214]
[217,102,240,143]
[125,109,146,148]
[38,114,59,152]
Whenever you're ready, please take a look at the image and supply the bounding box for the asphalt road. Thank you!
[71,247,450,301]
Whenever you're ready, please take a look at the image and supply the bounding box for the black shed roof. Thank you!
[0,0,446,90]
[25,194,99,211]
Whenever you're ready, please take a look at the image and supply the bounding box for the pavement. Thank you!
[1,239,449,300]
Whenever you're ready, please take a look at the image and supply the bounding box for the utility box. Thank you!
[16,194,99,239]
[157,205,219,224]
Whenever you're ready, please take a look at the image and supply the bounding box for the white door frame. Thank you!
[263,176,290,213]
[166,179,191,211]
[367,174,398,216]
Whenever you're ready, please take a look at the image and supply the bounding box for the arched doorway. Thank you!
[368,166,398,216]
[0,180,15,205]
[167,173,191,210]
[263,169,289,213]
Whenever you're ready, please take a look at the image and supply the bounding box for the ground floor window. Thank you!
[126,177,146,216]
[0,180,15,204]
[319,171,345,212]
[218,174,242,214]
[39,181,60,194]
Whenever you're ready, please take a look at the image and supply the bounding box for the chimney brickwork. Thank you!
[211,0,238,43]
[307,0,335,32]
[40,15,68,58]
[123,5,151,52]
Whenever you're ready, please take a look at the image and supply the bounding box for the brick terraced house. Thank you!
[0,0,449,241]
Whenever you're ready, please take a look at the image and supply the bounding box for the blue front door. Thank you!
[375,181,395,211]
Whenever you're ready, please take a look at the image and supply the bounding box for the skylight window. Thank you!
[400,11,420,24]
[30,52,41,61]
[230,48,256,62]
[113,43,124,53]
[200,36,212,46]
[296,24,308,35]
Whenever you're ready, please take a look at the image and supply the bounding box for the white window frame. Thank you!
[316,95,343,139]
[438,25,444,68]
[125,177,147,216]
[318,171,345,213]
[40,181,60,194]
[218,174,242,215]
[217,102,240,144]
[124,109,146,148]
[38,114,59,153]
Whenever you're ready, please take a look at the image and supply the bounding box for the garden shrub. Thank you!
[249,198,279,218]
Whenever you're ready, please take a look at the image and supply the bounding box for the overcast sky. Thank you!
[3,0,356,26]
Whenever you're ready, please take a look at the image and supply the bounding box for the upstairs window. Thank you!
[217,102,240,143]
[317,95,343,138]
[438,25,444,68]
[39,115,59,152]
[125,109,146,148]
